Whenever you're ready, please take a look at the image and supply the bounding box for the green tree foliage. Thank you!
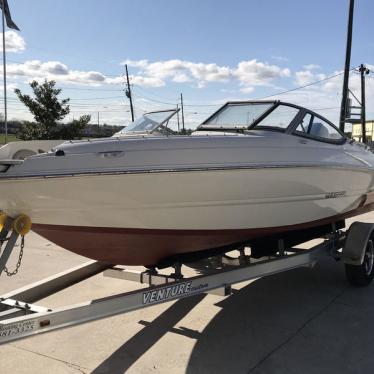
[15,80,90,140]
[17,115,92,141]
[16,120,48,140]
[58,115,91,139]
[179,128,192,135]
[15,80,70,139]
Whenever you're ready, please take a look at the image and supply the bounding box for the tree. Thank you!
[15,80,70,139]
[15,80,90,140]
[58,115,91,139]
[17,116,92,141]
[17,120,49,140]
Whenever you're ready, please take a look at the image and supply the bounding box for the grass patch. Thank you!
[0,134,19,144]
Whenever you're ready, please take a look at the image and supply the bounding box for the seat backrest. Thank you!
[310,122,329,138]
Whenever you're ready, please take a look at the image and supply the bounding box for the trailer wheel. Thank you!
[345,238,374,287]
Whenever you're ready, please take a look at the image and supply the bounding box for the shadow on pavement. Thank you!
[92,257,374,374]
[92,293,206,374]
[187,258,374,374]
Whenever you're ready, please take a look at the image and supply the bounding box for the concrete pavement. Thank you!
[1,213,374,373]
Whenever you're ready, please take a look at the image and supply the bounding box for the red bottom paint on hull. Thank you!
[31,203,374,265]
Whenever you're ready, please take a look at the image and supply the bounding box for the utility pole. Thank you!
[2,6,7,143]
[359,64,370,143]
[97,111,100,126]
[176,104,180,132]
[180,93,185,133]
[125,64,135,122]
[339,0,355,133]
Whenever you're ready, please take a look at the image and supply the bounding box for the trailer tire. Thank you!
[345,238,374,287]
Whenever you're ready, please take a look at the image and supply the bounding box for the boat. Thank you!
[0,100,373,266]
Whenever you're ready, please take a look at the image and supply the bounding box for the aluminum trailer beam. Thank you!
[0,231,20,276]
[0,235,344,345]
[0,260,111,308]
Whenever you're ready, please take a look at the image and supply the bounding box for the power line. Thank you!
[132,88,177,106]
[66,95,125,100]
[133,87,222,107]
[0,98,129,107]
[253,70,352,100]
[57,86,123,92]
[133,85,179,103]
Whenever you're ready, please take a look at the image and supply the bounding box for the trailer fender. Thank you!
[343,222,374,265]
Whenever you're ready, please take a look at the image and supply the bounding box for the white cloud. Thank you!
[121,58,291,89]
[139,59,231,86]
[122,59,149,68]
[5,60,111,85]
[4,59,168,87]
[234,59,291,86]
[130,75,164,87]
[0,31,25,53]
[7,55,372,127]
[240,86,255,94]
[0,82,18,91]
[172,73,191,83]
[43,61,69,75]
[303,64,321,70]
[295,70,327,86]
[187,62,231,83]
[295,70,315,85]
[6,57,292,91]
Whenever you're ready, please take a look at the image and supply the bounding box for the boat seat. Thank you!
[310,122,329,139]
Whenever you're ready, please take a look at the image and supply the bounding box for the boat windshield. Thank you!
[115,109,178,135]
[200,102,274,129]
[197,101,345,143]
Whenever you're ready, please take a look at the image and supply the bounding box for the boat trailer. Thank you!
[0,219,374,345]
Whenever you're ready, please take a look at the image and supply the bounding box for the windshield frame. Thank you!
[197,101,346,144]
[290,109,346,144]
[116,108,180,135]
[247,102,303,133]
[197,100,277,131]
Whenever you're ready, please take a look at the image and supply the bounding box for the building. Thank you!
[352,120,374,143]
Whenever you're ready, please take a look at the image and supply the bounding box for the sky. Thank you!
[1,0,374,129]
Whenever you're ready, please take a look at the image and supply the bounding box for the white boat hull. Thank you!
[0,166,371,230]
[0,165,372,265]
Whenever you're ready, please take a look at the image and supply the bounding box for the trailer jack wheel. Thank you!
[345,239,374,287]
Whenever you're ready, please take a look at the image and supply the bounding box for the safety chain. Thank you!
[4,235,24,276]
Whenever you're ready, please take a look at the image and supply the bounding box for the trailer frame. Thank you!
[0,221,373,345]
